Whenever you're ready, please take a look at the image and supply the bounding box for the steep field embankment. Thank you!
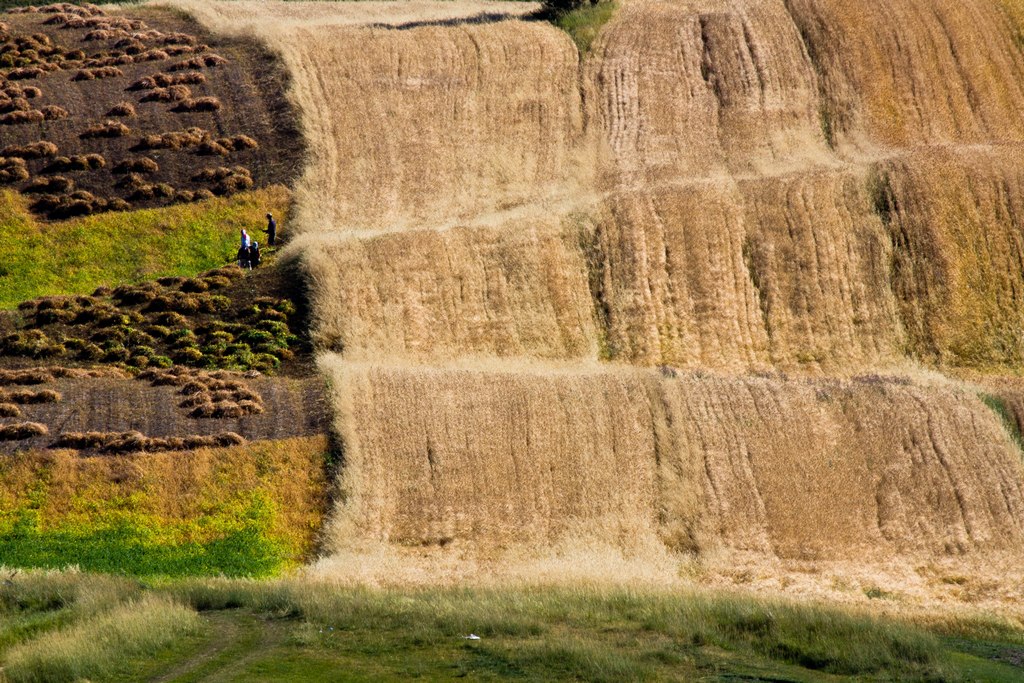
[175,0,1024,593]
[177,0,591,235]
[238,0,1024,374]
[587,0,1024,373]
[302,219,599,361]
[323,358,1024,562]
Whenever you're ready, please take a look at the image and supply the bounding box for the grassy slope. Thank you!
[0,436,329,577]
[0,186,290,309]
[0,573,1022,682]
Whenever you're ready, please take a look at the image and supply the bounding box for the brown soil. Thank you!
[0,4,303,219]
[0,372,329,455]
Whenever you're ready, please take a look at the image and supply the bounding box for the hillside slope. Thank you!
[170,0,1024,598]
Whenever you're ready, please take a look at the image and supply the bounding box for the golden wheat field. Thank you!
[157,0,1024,609]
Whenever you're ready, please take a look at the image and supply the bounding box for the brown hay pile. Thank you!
[79,119,130,139]
[195,139,229,156]
[7,67,44,80]
[192,166,252,194]
[83,29,125,42]
[114,37,145,53]
[0,109,45,125]
[52,430,245,453]
[0,157,29,184]
[112,156,158,174]
[24,175,74,194]
[0,404,21,418]
[0,389,62,404]
[44,154,105,172]
[2,141,58,159]
[72,65,123,81]
[168,54,226,72]
[0,367,129,386]
[136,49,169,62]
[139,84,191,102]
[0,98,30,114]
[40,105,68,120]
[172,96,222,113]
[128,70,205,90]
[106,101,136,117]
[134,126,207,151]
[217,134,258,152]
[160,32,199,46]
[0,422,48,441]
[137,367,265,420]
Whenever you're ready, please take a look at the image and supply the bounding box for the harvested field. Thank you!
[0,373,328,454]
[41,0,1024,611]
[0,3,303,219]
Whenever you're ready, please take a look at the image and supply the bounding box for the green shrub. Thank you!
[103,346,130,363]
[149,355,174,369]
[132,345,156,358]
[200,294,231,313]
[156,312,189,328]
[546,0,617,53]
[175,347,204,364]
[78,343,103,361]
[239,329,275,346]
[251,353,281,373]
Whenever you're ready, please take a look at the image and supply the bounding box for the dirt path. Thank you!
[149,611,287,683]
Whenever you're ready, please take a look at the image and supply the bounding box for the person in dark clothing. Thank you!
[264,213,277,246]
[237,245,251,270]
[249,241,261,268]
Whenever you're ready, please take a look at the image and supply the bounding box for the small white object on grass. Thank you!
[463,634,481,640]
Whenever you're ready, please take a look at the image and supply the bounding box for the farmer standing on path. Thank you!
[263,213,277,247]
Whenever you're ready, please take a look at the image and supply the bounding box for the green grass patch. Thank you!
[547,2,618,54]
[2,574,1023,682]
[980,393,1024,453]
[0,506,289,579]
[0,187,290,309]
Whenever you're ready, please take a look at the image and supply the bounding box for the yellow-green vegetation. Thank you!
[0,572,1022,682]
[3,595,201,683]
[0,186,290,309]
[548,1,617,54]
[0,436,329,577]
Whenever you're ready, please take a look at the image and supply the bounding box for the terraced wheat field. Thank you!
[157,0,1024,614]
[1,0,1024,619]
[2,0,1024,680]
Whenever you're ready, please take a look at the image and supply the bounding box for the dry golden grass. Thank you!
[320,358,1024,562]
[301,218,598,360]
[785,0,1024,148]
[169,0,1024,601]
[170,0,590,235]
